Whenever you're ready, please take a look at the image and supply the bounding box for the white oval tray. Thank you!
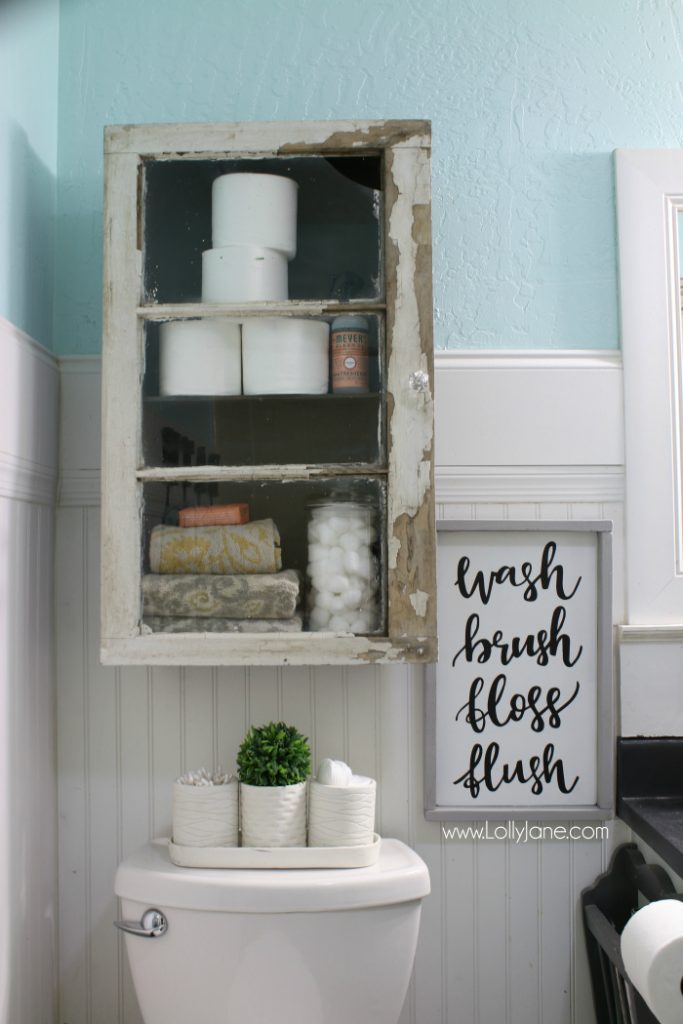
[168,833,381,869]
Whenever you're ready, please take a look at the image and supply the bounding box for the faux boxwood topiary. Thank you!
[237,721,311,787]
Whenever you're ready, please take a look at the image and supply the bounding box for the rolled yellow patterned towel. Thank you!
[149,519,282,574]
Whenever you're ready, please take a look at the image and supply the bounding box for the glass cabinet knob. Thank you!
[409,370,429,393]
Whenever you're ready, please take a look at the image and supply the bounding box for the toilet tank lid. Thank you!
[115,838,430,913]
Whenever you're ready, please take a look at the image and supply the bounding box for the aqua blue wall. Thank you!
[0,0,59,349]
[55,0,683,354]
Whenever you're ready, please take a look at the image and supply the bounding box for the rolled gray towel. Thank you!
[141,569,300,619]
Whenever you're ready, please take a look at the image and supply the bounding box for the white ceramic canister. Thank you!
[159,319,241,396]
[201,245,289,303]
[212,173,298,258]
[172,779,239,847]
[307,499,380,633]
[308,777,377,847]
[240,781,307,847]
[241,317,329,395]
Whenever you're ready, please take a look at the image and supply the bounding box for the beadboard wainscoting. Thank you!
[0,318,59,1024]
[56,351,628,1024]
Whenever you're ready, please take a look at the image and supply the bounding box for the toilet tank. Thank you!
[115,838,430,1024]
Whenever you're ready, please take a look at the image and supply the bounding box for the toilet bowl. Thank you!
[115,837,429,1024]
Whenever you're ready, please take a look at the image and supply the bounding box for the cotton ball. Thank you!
[328,593,348,613]
[317,585,335,606]
[327,574,350,594]
[308,566,328,588]
[339,530,362,552]
[308,542,326,563]
[343,584,363,609]
[327,514,348,535]
[309,606,331,630]
[354,556,374,582]
[342,549,362,575]
[308,520,322,543]
[324,546,344,574]
[345,515,364,532]
[351,614,372,632]
[329,613,353,631]
[316,520,336,545]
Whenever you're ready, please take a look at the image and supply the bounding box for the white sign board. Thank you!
[425,522,613,821]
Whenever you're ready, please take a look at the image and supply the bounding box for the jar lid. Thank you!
[307,496,375,516]
[330,315,369,331]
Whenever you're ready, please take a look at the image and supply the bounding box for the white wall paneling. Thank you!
[0,318,58,1024]
[56,353,626,1024]
[615,150,683,623]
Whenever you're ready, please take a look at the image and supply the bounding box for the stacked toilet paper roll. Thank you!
[202,173,297,303]
[202,245,289,303]
[621,898,683,1024]
[159,319,241,396]
[242,317,329,394]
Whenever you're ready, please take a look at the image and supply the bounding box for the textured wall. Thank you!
[0,0,59,349]
[55,0,683,354]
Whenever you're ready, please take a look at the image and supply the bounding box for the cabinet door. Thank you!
[101,120,435,665]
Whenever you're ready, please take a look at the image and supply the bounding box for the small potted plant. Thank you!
[237,721,311,847]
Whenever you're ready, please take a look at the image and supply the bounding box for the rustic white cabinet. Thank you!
[101,119,436,665]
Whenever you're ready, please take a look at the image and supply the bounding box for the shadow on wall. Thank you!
[4,119,56,347]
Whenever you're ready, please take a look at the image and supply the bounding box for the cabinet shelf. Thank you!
[138,300,387,320]
[136,464,387,482]
[144,392,381,403]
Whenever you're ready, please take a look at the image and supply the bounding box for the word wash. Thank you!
[450,541,583,801]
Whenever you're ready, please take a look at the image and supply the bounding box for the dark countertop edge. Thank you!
[618,737,683,878]
[617,797,683,879]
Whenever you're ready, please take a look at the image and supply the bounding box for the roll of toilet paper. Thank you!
[159,319,241,396]
[308,778,376,847]
[621,898,683,1024]
[242,318,329,395]
[172,779,239,847]
[212,173,298,258]
[201,245,289,303]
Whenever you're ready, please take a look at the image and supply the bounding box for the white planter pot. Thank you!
[240,780,307,847]
[308,778,376,847]
[172,780,239,847]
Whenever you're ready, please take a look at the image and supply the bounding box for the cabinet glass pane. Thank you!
[141,315,385,467]
[139,477,387,635]
[142,155,383,304]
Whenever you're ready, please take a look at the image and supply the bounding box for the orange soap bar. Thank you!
[178,503,250,528]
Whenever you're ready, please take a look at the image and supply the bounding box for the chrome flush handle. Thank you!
[114,907,168,938]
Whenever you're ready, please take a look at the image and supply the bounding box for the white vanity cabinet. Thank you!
[101,119,436,665]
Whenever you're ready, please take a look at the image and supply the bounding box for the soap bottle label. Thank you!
[331,329,369,392]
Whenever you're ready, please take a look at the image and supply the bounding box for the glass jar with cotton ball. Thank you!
[306,498,380,633]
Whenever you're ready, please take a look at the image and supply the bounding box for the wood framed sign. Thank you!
[424,521,614,821]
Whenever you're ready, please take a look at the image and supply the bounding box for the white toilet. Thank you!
[115,838,430,1024]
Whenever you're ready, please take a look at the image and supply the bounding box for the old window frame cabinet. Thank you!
[101,119,436,666]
